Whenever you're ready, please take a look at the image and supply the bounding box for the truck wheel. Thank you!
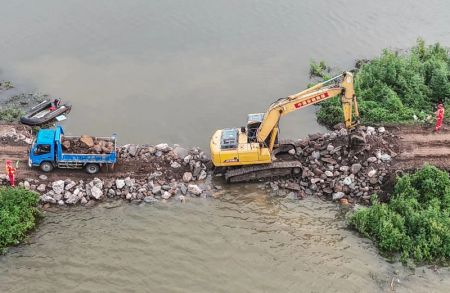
[86,164,100,174]
[40,161,54,172]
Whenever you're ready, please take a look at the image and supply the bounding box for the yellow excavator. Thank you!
[210,71,360,182]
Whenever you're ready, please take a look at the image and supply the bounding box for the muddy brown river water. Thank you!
[1,0,450,292]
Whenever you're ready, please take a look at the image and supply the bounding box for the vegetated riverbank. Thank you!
[0,187,41,254]
[316,39,450,128]
[349,165,450,266]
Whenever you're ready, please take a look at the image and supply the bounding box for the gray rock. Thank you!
[366,126,376,135]
[65,193,80,205]
[326,144,334,152]
[52,180,65,194]
[332,192,345,200]
[183,172,193,183]
[144,196,158,203]
[65,181,77,190]
[198,170,207,180]
[57,200,65,206]
[367,169,377,178]
[343,176,352,186]
[183,155,192,164]
[91,186,103,200]
[155,143,170,152]
[367,157,377,163]
[124,177,134,187]
[161,191,172,199]
[311,151,321,160]
[37,184,47,192]
[173,146,189,159]
[40,194,56,204]
[325,170,333,177]
[378,127,386,133]
[180,184,187,195]
[80,197,88,205]
[115,179,125,189]
[171,161,181,168]
[23,181,31,190]
[351,163,362,174]
[128,145,138,157]
[339,166,350,172]
[152,185,162,195]
[108,189,116,197]
[188,184,202,196]
[379,153,391,162]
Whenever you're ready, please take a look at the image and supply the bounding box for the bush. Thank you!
[316,39,450,127]
[349,165,450,265]
[0,187,41,254]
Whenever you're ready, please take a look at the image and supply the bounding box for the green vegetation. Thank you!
[349,165,450,265]
[0,187,41,254]
[315,39,450,127]
[0,108,25,122]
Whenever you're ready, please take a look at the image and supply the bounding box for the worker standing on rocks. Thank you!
[434,103,445,132]
[5,160,16,187]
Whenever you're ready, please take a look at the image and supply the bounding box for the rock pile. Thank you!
[0,125,33,145]
[62,136,114,154]
[267,126,397,204]
[118,143,210,182]
[11,174,213,207]
[2,142,212,206]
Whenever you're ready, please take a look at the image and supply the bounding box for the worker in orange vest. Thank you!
[5,160,16,187]
[435,103,445,132]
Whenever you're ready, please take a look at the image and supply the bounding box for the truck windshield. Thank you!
[34,144,51,155]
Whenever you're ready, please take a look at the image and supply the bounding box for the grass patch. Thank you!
[0,107,25,123]
[315,39,450,127]
[0,187,41,254]
[349,165,450,265]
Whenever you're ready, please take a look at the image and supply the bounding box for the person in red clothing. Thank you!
[49,98,61,111]
[434,103,445,132]
[5,160,16,187]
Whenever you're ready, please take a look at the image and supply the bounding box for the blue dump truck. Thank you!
[28,126,117,174]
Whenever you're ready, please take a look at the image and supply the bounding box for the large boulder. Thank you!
[351,163,362,174]
[188,184,202,196]
[115,179,125,189]
[52,180,65,194]
[173,146,189,159]
[80,135,94,148]
[91,186,103,200]
[183,172,193,183]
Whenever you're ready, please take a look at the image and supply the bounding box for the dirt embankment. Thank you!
[2,123,450,206]
[388,124,450,171]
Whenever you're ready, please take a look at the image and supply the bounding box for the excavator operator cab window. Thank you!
[247,113,264,143]
[220,129,238,150]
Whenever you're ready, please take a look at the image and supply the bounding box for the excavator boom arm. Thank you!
[256,72,358,144]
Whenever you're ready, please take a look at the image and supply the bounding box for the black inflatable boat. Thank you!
[20,99,72,126]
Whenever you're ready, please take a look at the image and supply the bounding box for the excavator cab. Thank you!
[247,113,264,143]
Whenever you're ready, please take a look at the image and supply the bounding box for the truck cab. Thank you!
[28,128,57,172]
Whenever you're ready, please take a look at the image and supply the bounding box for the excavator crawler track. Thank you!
[225,160,302,183]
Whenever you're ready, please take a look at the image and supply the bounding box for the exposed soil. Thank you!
[388,124,450,171]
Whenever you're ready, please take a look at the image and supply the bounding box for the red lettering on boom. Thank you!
[294,92,330,108]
